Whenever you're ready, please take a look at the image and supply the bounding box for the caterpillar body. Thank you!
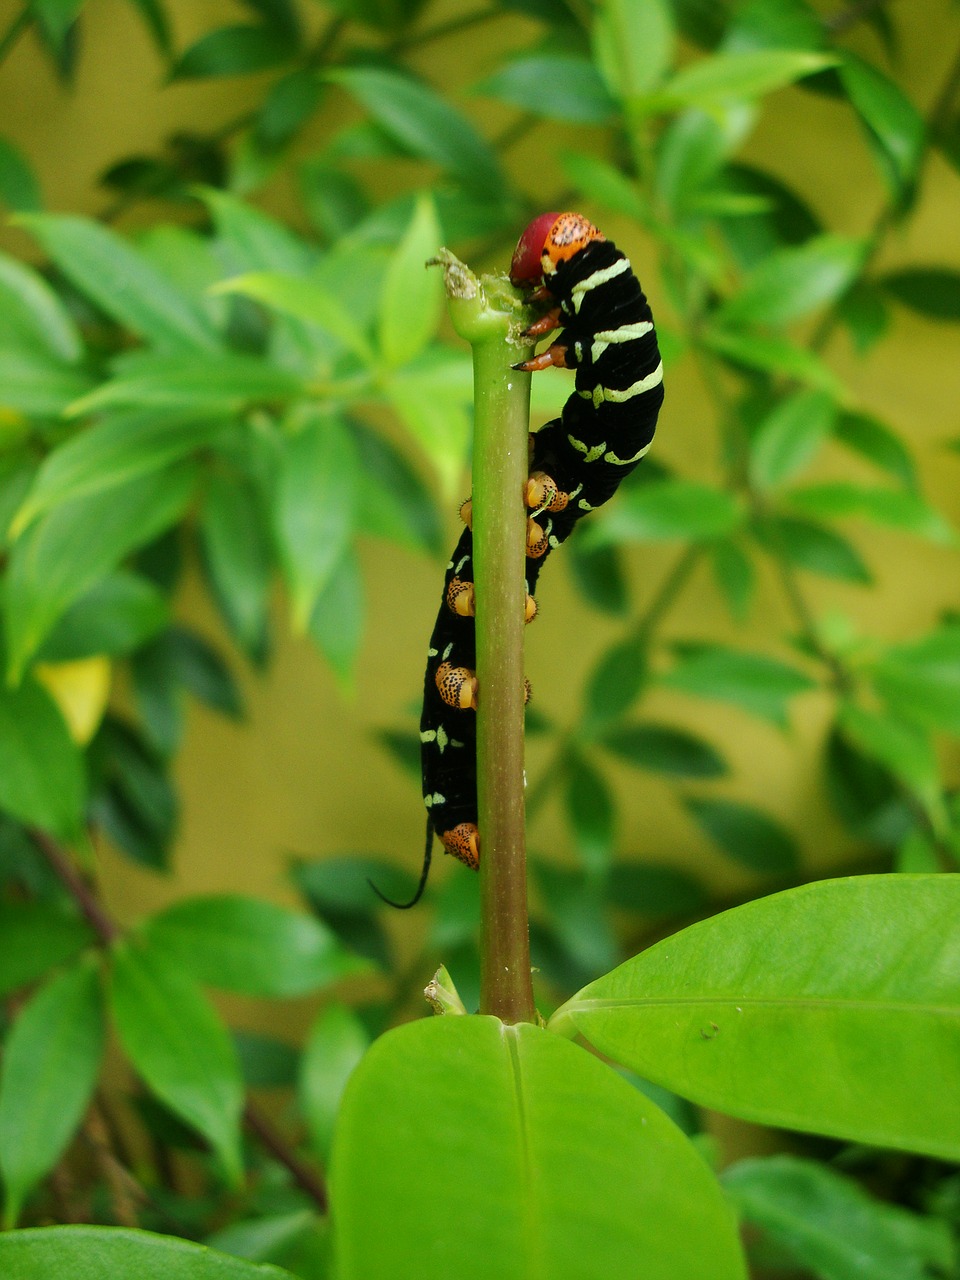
[382,212,664,908]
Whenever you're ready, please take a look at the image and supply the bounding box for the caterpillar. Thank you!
[375,211,664,909]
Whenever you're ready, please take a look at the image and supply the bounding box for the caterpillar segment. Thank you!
[405,210,663,909]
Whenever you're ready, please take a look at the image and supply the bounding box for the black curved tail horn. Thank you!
[368,819,433,910]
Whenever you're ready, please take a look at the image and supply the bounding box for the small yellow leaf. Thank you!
[33,657,111,745]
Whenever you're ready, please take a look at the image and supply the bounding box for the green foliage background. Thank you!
[0,0,958,1276]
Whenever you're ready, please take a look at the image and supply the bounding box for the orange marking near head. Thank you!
[542,212,604,274]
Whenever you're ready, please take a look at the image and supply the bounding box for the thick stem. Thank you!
[439,253,537,1024]
[473,338,535,1024]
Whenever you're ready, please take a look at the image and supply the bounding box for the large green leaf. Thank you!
[326,67,503,195]
[330,1016,746,1279]
[0,1226,293,1279]
[15,215,222,353]
[5,463,197,679]
[552,876,960,1158]
[723,1155,955,1280]
[109,942,244,1182]
[142,894,369,997]
[0,677,85,840]
[0,962,104,1227]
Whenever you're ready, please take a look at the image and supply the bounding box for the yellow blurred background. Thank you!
[3,0,959,982]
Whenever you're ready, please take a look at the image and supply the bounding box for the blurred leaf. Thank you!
[835,281,890,354]
[670,0,730,48]
[871,626,960,736]
[349,420,442,555]
[70,353,305,417]
[15,214,222,353]
[207,1212,316,1267]
[300,1003,369,1163]
[0,901,92,998]
[217,271,373,362]
[255,68,323,151]
[37,571,169,662]
[331,1018,747,1279]
[839,53,925,194]
[477,55,616,122]
[753,514,872,584]
[724,1155,955,1280]
[710,539,754,622]
[655,108,731,213]
[783,483,953,543]
[600,722,727,778]
[164,627,243,719]
[199,472,272,664]
[723,0,823,54]
[89,717,177,870]
[13,410,227,534]
[308,549,365,690]
[0,137,41,212]
[30,0,85,56]
[377,193,442,369]
[565,540,629,615]
[703,327,841,392]
[326,67,503,196]
[564,753,616,873]
[0,676,85,841]
[0,1226,293,1278]
[532,861,619,975]
[606,862,707,917]
[582,635,646,731]
[684,796,800,873]
[232,1032,299,1089]
[559,151,645,220]
[832,411,915,488]
[593,0,675,99]
[585,480,742,546]
[896,830,940,874]
[0,350,93,416]
[719,164,820,269]
[126,0,172,55]
[201,188,311,275]
[171,24,298,80]
[0,961,103,1228]
[837,703,941,825]
[110,941,244,1182]
[274,413,359,630]
[878,267,960,321]
[824,725,912,849]
[322,0,428,30]
[0,251,81,362]
[300,160,369,241]
[556,876,960,1158]
[717,235,866,328]
[382,359,471,501]
[143,894,369,997]
[748,390,835,491]
[658,50,835,107]
[662,644,815,727]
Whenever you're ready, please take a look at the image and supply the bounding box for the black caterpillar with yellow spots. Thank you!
[376,212,664,908]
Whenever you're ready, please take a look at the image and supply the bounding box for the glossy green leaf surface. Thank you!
[723,1155,955,1280]
[143,894,370,996]
[110,942,244,1182]
[0,677,85,839]
[0,1227,293,1279]
[16,215,222,352]
[554,876,960,1158]
[330,1016,746,1279]
[0,962,104,1227]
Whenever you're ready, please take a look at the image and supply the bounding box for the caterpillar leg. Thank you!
[526,517,549,558]
[459,496,472,529]
[435,662,479,710]
[526,470,569,514]
[441,823,480,870]
[522,307,562,338]
[512,343,569,373]
[447,576,536,623]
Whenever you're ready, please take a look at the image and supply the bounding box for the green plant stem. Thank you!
[441,252,537,1025]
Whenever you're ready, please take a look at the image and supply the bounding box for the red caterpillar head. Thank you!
[509,211,605,286]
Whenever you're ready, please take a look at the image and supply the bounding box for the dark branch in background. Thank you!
[29,829,328,1215]
[824,0,891,34]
